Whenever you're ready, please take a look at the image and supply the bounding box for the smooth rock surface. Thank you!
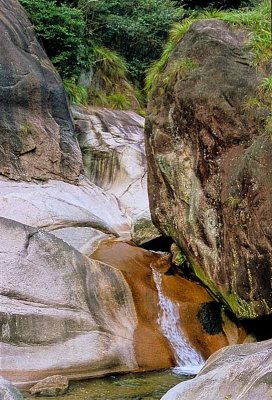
[145,19,272,318]
[0,377,23,400]
[73,106,160,245]
[161,340,272,400]
[0,176,129,254]
[29,375,69,397]
[0,0,82,182]
[0,217,138,388]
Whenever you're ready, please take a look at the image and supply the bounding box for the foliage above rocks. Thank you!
[146,0,271,97]
[20,0,89,79]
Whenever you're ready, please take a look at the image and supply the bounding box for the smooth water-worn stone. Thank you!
[0,0,82,182]
[72,106,160,245]
[145,19,272,318]
[0,176,129,253]
[161,340,272,400]
[0,377,23,400]
[0,217,138,387]
[29,375,69,397]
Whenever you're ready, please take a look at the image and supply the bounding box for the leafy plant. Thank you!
[88,46,139,109]
[260,76,272,94]
[20,0,89,79]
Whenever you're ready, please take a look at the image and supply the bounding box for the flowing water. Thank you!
[152,269,204,375]
[23,371,190,400]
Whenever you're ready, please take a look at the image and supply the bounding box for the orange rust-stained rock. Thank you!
[91,240,249,368]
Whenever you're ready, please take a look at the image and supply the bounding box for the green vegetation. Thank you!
[88,46,138,109]
[78,0,185,86]
[20,0,265,108]
[20,0,89,79]
[146,0,270,97]
[20,122,33,136]
[162,58,198,89]
[63,80,88,106]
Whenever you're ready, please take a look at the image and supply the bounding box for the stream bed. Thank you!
[24,370,191,400]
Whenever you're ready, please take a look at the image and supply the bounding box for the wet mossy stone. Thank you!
[197,301,223,335]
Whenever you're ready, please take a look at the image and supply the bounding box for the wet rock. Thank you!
[72,106,160,245]
[0,377,23,400]
[145,19,272,318]
[91,240,250,367]
[0,0,82,182]
[29,375,68,397]
[161,340,272,400]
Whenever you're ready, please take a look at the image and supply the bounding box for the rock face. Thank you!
[161,340,272,400]
[0,0,82,182]
[0,377,23,400]
[73,106,160,244]
[145,19,272,318]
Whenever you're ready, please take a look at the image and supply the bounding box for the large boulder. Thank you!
[0,378,23,400]
[73,106,160,245]
[161,340,272,400]
[145,19,272,318]
[0,0,82,182]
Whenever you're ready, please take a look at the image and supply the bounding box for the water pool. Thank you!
[23,370,190,400]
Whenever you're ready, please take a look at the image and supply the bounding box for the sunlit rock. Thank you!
[161,340,272,400]
[72,106,160,245]
[0,377,23,400]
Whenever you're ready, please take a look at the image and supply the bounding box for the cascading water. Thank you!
[152,268,204,375]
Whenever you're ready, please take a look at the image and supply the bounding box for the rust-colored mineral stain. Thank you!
[91,240,248,368]
[91,240,175,370]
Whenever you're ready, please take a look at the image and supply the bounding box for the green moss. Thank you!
[173,250,187,267]
[35,175,49,182]
[20,122,33,136]
[225,292,259,319]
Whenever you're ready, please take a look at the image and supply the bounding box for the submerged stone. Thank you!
[29,376,69,397]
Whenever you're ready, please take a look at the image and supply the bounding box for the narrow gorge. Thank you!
[0,0,271,399]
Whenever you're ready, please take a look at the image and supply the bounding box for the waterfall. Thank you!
[152,268,204,375]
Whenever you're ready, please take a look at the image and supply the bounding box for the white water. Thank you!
[152,269,204,375]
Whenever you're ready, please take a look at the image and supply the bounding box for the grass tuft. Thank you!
[63,79,89,106]
[146,0,271,98]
